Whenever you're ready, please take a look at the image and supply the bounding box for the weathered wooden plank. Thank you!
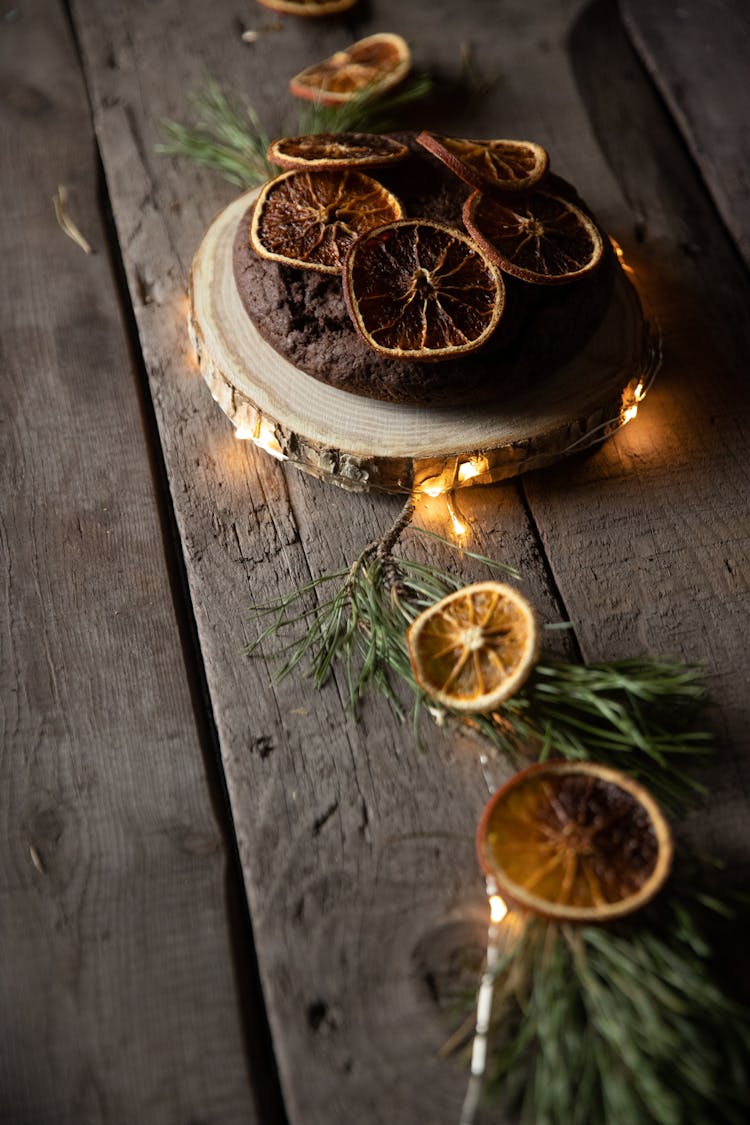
[0,3,262,1122]
[68,0,749,1121]
[621,0,750,271]
[67,2,573,1122]
[522,0,750,864]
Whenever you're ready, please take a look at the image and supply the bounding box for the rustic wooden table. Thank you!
[2,1,748,1123]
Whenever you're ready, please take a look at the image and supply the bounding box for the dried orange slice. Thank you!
[463,190,604,285]
[250,169,403,275]
[256,0,357,15]
[407,582,537,710]
[267,132,409,171]
[289,33,411,106]
[417,131,549,193]
[477,762,673,923]
[344,220,505,360]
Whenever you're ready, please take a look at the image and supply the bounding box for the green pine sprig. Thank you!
[492,659,711,807]
[246,507,711,807]
[296,73,434,135]
[481,899,750,1125]
[247,518,516,716]
[157,81,275,187]
[157,74,433,188]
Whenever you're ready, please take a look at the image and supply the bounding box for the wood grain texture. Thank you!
[621,0,750,270]
[191,189,654,492]
[67,0,749,1121]
[0,3,259,1122]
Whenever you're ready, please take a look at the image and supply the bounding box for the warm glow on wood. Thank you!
[447,494,467,537]
[235,418,286,459]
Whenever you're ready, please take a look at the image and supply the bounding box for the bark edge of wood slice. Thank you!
[188,190,659,494]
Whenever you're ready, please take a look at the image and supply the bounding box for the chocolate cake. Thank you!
[232,134,616,407]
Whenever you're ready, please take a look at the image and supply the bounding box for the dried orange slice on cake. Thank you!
[267,132,409,171]
[463,190,604,285]
[407,582,538,710]
[251,169,403,274]
[256,0,357,16]
[344,220,505,360]
[289,33,411,106]
[417,131,549,193]
[477,761,673,922]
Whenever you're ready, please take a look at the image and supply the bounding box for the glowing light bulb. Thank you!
[609,236,634,274]
[622,404,639,424]
[490,895,508,924]
[423,484,444,498]
[634,381,646,402]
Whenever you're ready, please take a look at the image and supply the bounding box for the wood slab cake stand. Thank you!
[189,189,657,494]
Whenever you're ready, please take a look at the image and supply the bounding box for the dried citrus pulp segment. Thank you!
[463,190,604,285]
[256,0,357,15]
[267,132,409,171]
[250,169,403,275]
[417,131,549,193]
[289,33,411,106]
[344,221,505,360]
[477,762,673,923]
[407,582,537,711]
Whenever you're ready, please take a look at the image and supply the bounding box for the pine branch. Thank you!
[490,659,711,807]
[481,900,750,1125]
[157,75,433,188]
[157,81,275,187]
[247,517,517,714]
[296,73,434,134]
[247,516,712,806]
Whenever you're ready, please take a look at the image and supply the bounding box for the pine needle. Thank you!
[53,185,92,255]
[480,900,750,1125]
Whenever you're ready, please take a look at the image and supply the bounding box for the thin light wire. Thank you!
[460,875,503,1125]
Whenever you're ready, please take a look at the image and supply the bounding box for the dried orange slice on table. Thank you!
[256,0,357,16]
[267,132,409,171]
[477,761,673,922]
[463,190,604,284]
[417,131,549,193]
[290,33,411,106]
[344,220,505,360]
[407,582,538,710]
[251,169,403,274]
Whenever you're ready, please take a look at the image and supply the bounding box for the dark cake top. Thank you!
[234,132,615,405]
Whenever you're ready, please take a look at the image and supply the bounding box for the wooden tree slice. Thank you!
[189,190,659,494]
